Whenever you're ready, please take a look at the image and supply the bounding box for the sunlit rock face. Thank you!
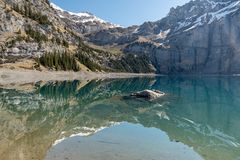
[0,0,72,57]
[0,77,240,160]
[3,0,240,74]
[50,3,121,34]
[86,0,240,74]
[124,0,240,74]
[130,89,165,100]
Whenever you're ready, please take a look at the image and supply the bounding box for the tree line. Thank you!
[37,51,80,71]
[12,3,51,25]
[25,25,48,42]
[110,54,153,73]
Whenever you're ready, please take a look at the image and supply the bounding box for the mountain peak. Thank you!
[50,2,65,12]
[50,3,121,28]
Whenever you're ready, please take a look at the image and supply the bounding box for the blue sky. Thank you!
[50,0,190,27]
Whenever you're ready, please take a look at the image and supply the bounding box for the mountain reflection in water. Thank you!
[0,77,240,160]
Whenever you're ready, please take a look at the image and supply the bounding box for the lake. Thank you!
[0,76,240,160]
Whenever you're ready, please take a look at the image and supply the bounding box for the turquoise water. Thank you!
[0,77,240,160]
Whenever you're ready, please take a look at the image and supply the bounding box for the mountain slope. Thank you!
[2,0,240,74]
[134,0,240,41]
[0,0,154,73]
[50,3,121,34]
[87,0,240,74]
[125,0,240,74]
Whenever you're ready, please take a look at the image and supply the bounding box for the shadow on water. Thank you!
[0,76,240,160]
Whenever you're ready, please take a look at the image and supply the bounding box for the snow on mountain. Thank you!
[157,29,171,40]
[183,0,240,31]
[123,0,240,74]
[145,0,240,37]
[50,2,65,12]
[132,0,240,42]
[50,3,121,28]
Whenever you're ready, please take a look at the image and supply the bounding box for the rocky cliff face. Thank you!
[0,0,154,73]
[124,0,240,74]
[87,0,240,74]
[2,0,240,74]
[0,0,74,58]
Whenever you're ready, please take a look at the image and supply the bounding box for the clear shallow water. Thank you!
[46,123,202,160]
[0,77,240,160]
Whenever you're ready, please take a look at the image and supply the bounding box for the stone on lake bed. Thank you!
[130,90,165,100]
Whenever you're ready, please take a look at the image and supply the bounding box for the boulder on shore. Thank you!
[130,90,165,100]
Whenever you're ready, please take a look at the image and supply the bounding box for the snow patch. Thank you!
[50,3,121,28]
[133,27,139,34]
[50,3,65,12]
[189,6,197,12]
[183,1,240,32]
[157,29,171,39]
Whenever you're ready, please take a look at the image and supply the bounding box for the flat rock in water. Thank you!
[130,90,165,100]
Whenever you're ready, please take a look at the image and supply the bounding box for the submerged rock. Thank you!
[130,90,165,100]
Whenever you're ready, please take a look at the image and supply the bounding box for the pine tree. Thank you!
[62,40,69,48]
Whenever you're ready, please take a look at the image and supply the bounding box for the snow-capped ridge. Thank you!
[50,2,65,12]
[159,29,171,39]
[184,0,240,31]
[50,3,121,28]
[169,0,240,33]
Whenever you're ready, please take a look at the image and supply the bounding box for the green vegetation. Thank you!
[4,0,153,74]
[76,42,152,73]
[50,37,69,48]
[78,42,111,58]
[16,29,21,35]
[38,52,80,71]
[5,35,25,48]
[12,3,51,25]
[25,25,48,42]
[75,42,107,71]
[75,52,102,71]
[110,54,153,73]
[51,37,61,45]
[62,40,69,48]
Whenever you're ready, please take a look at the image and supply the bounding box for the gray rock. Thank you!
[122,0,240,74]
[86,0,240,74]
[52,3,120,34]
[12,47,19,53]
[131,90,165,100]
